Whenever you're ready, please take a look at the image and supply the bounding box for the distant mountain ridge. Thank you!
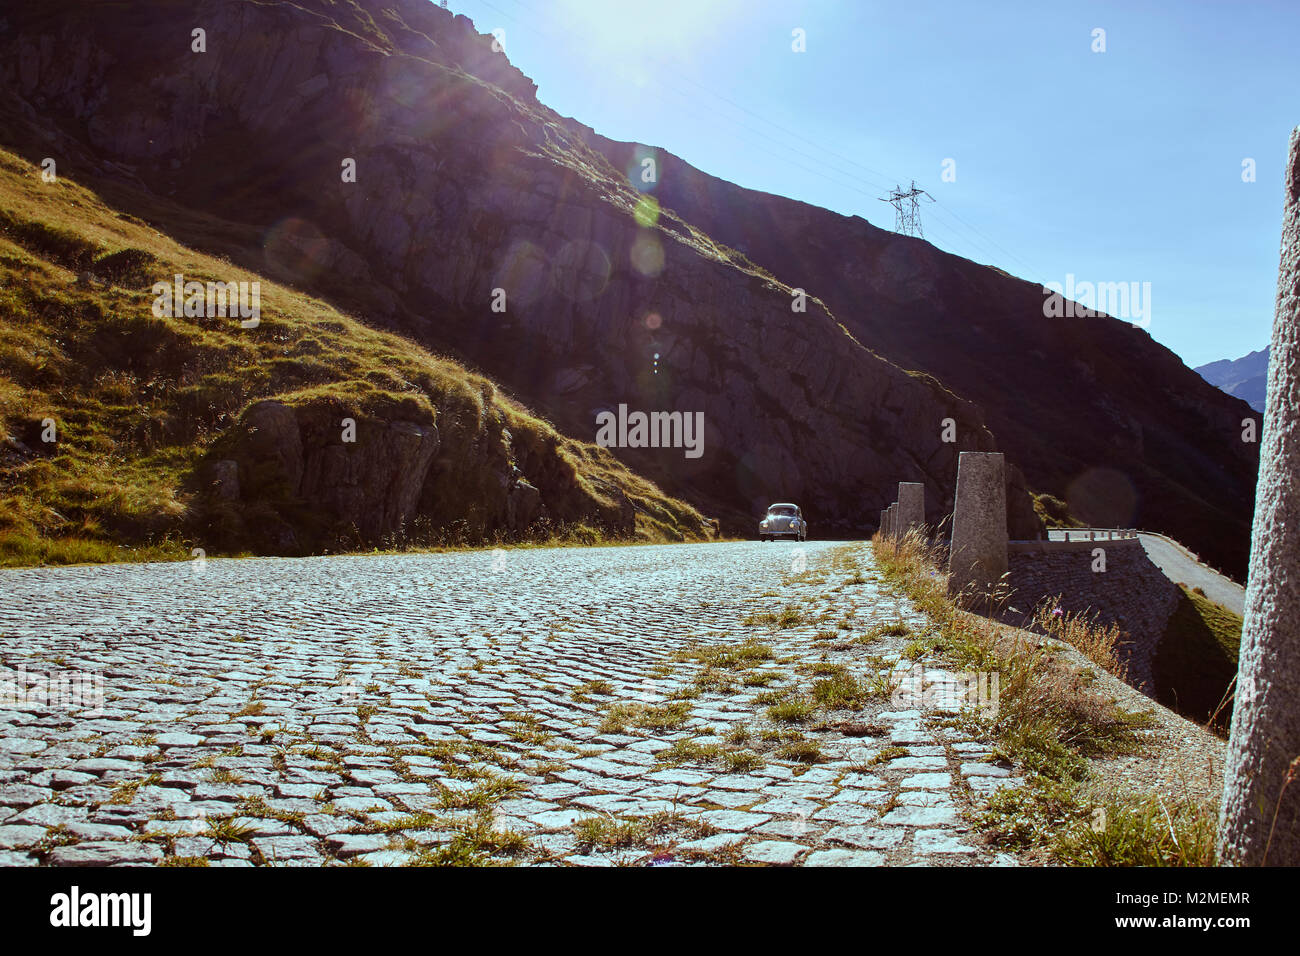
[1196,347,1269,413]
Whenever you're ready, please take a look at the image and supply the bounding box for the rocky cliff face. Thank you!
[0,0,1060,538]
[199,393,625,554]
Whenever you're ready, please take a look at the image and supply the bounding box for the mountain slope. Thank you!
[579,135,1264,579]
[0,0,1042,541]
[0,145,712,564]
[1196,347,1269,413]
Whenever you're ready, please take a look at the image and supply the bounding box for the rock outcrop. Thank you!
[198,394,665,554]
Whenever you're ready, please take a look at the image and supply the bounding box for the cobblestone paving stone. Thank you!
[0,541,1022,866]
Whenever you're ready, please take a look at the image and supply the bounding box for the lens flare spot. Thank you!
[263,217,333,281]
[551,239,611,302]
[631,233,665,277]
[495,240,549,307]
[633,195,660,228]
[1066,467,1138,527]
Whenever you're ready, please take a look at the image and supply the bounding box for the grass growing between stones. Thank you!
[809,671,871,710]
[832,720,888,738]
[868,746,910,765]
[599,701,692,734]
[972,778,1218,866]
[205,816,256,846]
[572,811,716,854]
[656,739,724,765]
[775,740,824,764]
[742,606,811,629]
[674,638,774,669]
[765,696,815,724]
[501,712,554,746]
[869,530,1216,863]
[409,815,530,866]
[437,776,526,811]
[654,735,766,773]
[570,679,615,703]
[672,637,779,699]
[722,750,766,772]
[871,530,1151,781]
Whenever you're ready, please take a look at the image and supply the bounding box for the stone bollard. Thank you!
[885,503,896,539]
[879,508,889,539]
[897,482,924,538]
[1219,126,1300,866]
[947,452,1008,600]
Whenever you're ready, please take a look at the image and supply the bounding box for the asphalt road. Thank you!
[1137,533,1246,616]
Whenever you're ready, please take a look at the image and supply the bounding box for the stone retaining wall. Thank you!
[1004,539,1181,693]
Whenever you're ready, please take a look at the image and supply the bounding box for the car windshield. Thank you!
[768,506,796,517]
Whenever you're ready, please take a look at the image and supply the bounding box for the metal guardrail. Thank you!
[1046,527,1139,541]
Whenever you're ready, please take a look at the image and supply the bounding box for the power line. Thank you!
[878,181,933,238]
[474,0,1047,281]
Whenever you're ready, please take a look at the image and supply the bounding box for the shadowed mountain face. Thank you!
[582,138,1264,579]
[1196,347,1269,414]
[0,0,1257,569]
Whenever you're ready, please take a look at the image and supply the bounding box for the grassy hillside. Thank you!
[1151,585,1243,735]
[0,147,711,566]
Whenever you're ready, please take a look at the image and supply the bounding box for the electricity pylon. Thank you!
[879,181,933,238]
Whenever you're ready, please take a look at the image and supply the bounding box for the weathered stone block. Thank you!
[1220,126,1300,866]
[948,452,1008,600]
[897,482,924,536]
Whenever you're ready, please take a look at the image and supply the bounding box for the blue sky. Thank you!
[447,0,1297,368]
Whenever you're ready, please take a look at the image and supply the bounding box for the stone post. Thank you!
[879,508,888,539]
[947,452,1008,599]
[897,482,924,538]
[1219,126,1300,866]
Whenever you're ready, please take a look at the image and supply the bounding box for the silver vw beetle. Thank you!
[759,503,807,541]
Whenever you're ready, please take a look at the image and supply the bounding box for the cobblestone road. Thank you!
[0,541,1021,866]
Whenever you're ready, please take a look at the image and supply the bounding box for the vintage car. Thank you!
[759,503,807,541]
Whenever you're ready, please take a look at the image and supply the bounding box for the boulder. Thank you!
[507,477,541,530]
